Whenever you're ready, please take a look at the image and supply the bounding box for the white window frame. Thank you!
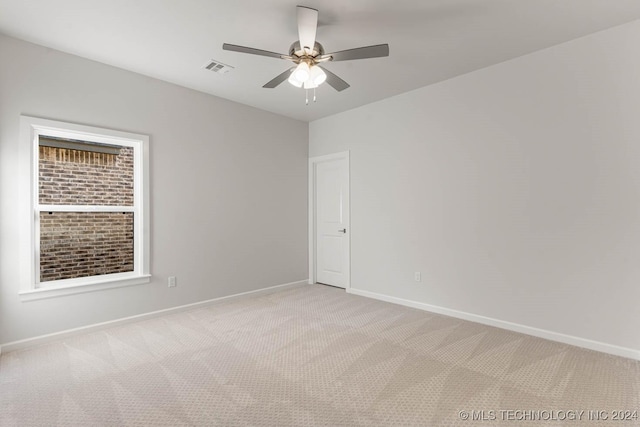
[19,116,150,301]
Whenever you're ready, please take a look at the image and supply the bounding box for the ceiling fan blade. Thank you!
[297,6,318,55]
[318,66,350,92]
[263,68,294,88]
[325,44,389,62]
[223,43,286,59]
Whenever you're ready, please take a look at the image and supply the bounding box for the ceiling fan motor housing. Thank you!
[289,41,325,60]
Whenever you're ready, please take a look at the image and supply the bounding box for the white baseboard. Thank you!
[0,280,308,355]
[347,287,640,361]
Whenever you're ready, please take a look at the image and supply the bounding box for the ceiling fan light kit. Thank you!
[223,5,389,104]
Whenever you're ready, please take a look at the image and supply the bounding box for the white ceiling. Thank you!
[2,0,640,122]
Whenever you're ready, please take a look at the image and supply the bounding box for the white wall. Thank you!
[0,35,308,344]
[310,20,640,355]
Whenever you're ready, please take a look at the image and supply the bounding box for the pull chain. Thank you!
[304,88,318,105]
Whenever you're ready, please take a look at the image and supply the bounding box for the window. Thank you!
[19,116,150,300]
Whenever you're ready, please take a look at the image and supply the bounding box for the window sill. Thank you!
[19,274,151,301]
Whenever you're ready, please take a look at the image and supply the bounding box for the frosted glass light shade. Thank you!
[309,66,327,86]
[292,62,310,83]
[288,72,303,87]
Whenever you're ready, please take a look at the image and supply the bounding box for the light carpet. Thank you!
[1,284,638,426]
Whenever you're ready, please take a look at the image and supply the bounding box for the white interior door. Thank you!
[313,154,349,288]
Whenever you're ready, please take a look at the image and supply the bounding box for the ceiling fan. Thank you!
[223,5,389,103]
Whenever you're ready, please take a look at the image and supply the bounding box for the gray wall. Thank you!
[310,21,640,353]
[0,34,308,344]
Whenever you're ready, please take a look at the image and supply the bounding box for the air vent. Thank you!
[203,59,234,74]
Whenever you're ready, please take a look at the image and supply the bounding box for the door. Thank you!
[312,153,349,288]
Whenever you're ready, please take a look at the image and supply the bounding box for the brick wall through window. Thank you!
[39,145,133,206]
[40,212,134,282]
[38,144,135,282]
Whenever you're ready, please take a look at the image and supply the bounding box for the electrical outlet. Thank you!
[414,272,421,282]
[168,276,177,287]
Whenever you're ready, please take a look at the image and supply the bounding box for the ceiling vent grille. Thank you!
[203,60,234,74]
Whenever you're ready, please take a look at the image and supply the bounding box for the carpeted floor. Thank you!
[1,284,638,426]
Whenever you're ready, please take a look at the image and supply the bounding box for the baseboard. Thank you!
[347,287,640,361]
[0,279,308,355]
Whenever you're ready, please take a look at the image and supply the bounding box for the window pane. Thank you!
[39,212,134,282]
[38,139,134,206]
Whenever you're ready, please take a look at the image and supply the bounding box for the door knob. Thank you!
[338,229,347,233]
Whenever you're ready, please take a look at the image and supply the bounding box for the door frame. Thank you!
[308,151,351,289]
